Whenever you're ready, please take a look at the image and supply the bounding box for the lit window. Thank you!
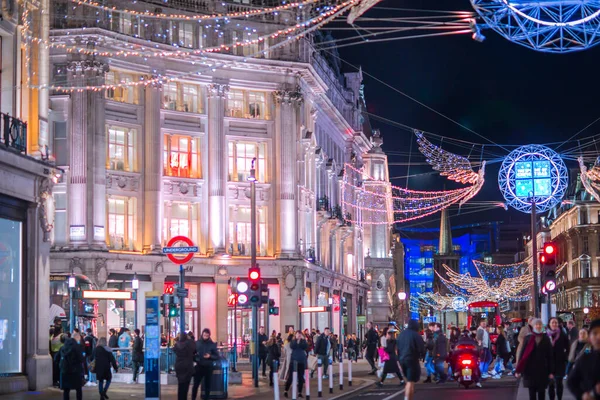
[581,258,591,279]
[228,206,267,256]
[163,82,178,111]
[105,71,140,104]
[52,192,67,245]
[107,197,136,250]
[228,141,266,182]
[162,82,203,113]
[182,84,199,113]
[107,126,136,172]
[163,202,199,245]
[163,134,201,178]
[226,89,269,120]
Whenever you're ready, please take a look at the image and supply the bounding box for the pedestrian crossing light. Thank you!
[168,304,179,318]
[342,297,348,316]
[268,299,279,315]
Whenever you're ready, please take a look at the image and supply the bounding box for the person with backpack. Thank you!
[191,328,219,400]
[91,337,118,400]
[423,329,436,383]
[58,337,84,400]
[83,328,97,386]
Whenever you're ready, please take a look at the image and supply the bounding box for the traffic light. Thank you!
[341,297,348,316]
[261,283,269,305]
[161,294,171,316]
[540,241,558,293]
[268,299,279,315]
[168,304,179,318]
[236,278,249,306]
[249,266,261,306]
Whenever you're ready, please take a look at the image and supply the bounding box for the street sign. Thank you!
[176,288,189,298]
[300,306,330,313]
[162,236,197,264]
[145,292,161,400]
[79,290,135,300]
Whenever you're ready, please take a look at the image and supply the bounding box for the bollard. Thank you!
[292,361,298,400]
[339,358,344,390]
[328,358,334,394]
[348,358,352,387]
[273,360,280,400]
[305,368,311,400]
[317,358,323,397]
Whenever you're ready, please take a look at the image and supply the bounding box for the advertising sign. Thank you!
[145,294,161,400]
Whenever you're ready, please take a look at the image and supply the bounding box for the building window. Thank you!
[572,239,578,258]
[583,236,589,255]
[163,134,201,178]
[162,82,203,113]
[105,71,140,104]
[52,192,67,245]
[53,121,68,166]
[226,89,270,120]
[107,126,136,172]
[581,258,591,279]
[107,197,136,250]
[163,202,199,245]
[178,22,194,48]
[228,206,267,256]
[228,141,266,182]
[580,208,589,225]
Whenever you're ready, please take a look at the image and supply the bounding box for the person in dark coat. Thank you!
[432,322,448,383]
[397,320,425,400]
[174,332,197,400]
[515,318,555,400]
[377,331,404,386]
[108,329,119,349]
[258,326,269,377]
[284,331,308,398]
[92,337,118,400]
[266,334,281,387]
[365,322,379,374]
[547,317,570,400]
[131,329,144,384]
[58,337,84,400]
[191,328,219,400]
[567,319,600,400]
[496,325,511,372]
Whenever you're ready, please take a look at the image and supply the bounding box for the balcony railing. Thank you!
[1,113,27,154]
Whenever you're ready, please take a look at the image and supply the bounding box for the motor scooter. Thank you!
[452,343,480,389]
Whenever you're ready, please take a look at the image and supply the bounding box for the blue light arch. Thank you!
[498,144,568,214]
[471,0,600,53]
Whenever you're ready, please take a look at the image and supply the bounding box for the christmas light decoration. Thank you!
[578,156,600,203]
[341,131,485,225]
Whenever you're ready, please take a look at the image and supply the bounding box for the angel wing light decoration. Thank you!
[347,0,383,24]
[578,156,600,203]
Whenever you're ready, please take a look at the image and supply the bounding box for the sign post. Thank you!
[162,235,197,335]
[145,291,161,400]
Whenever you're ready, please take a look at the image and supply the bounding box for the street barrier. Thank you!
[305,368,310,400]
[292,361,298,400]
[317,358,323,397]
[273,361,280,400]
[348,358,352,386]
[328,359,333,394]
[339,359,343,390]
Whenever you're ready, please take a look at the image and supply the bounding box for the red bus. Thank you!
[467,301,502,355]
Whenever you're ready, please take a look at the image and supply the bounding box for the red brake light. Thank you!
[461,359,472,366]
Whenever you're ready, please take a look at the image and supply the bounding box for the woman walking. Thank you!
[58,337,84,400]
[376,330,404,387]
[92,337,118,400]
[174,332,196,400]
[284,331,307,398]
[496,325,512,374]
[547,317,569,400]
[280,334,294,383]
[515,318,555,400]
[266,333,281,387]
[568,328,591,364]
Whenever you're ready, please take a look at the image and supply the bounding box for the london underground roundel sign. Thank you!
[163,235,197,264]
[498,144,568,214]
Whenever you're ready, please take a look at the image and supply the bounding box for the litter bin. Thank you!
[202,357,229,399]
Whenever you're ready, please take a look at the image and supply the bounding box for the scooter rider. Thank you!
[452,330,482,388]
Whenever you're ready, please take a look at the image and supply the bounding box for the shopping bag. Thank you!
[307,355,318,371]
[378,348,390,362]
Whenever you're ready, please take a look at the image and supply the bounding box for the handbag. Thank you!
[378,348,390,362]
[307,355,318,371]
[89,360,96,373]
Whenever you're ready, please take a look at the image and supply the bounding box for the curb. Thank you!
[329,378,378,400]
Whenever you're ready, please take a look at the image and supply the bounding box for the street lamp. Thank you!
[397,292,407,328]
[584,307,590,315]
[132,273,139,330]
[68,274,76,333]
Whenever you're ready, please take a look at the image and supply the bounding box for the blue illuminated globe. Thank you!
[471,0,600,53]
[498,144,568,213]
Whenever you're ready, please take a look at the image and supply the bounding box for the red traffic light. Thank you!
[539,254,547,264]
[249,267,260,281]
[544,243,556,255]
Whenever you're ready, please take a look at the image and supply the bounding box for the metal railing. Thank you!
[1,113,27,154]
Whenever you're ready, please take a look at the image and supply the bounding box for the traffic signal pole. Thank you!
[531,197,540,318]
[179,265,186,334]
[250,159,259,388]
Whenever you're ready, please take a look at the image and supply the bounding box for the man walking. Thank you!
[477,320,492,378]
[192,329,219,400]
[365,322,379,375]
[131,329,144,384]
[313,327,331,378]
[258,326,269,377]
[398,320,425,400]
[432,323,448,383]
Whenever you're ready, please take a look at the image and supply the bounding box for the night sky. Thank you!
[333,0,600,228]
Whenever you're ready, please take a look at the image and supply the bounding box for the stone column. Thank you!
[25,178,53,390]
[215,276,229,344]
[67,61,89,246]
[143,81,163,253]
[207,83,228,254]
[274,88,303,258]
